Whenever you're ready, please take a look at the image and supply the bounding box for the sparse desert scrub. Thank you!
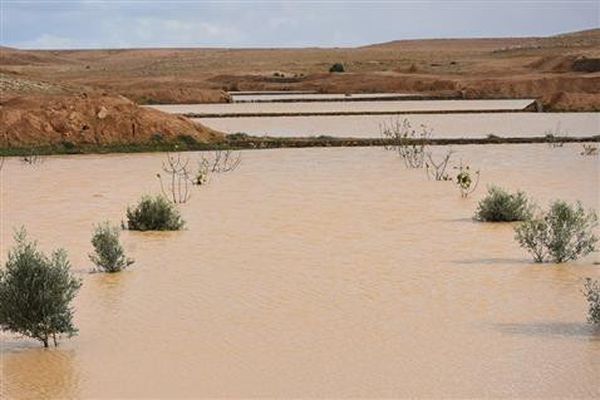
[0,228,81,347]
[583,278,600,324]
[125,195,185,231]
[514,200,598,263]
[475,186,533,222]
[89,222,134,272]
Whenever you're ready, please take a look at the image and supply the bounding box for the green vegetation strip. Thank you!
[1,135,598,157]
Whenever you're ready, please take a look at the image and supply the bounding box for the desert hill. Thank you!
[1,30,598,109]
[0,29,598,151]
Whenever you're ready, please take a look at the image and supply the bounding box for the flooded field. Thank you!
[1,144,598,398]
[230,92,417,102]
[148,99,535,116]
[198,112,600,138]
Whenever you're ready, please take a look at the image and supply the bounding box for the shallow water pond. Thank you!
[148,99,535,115]
[198,112,600,138]
[1,144,599,398]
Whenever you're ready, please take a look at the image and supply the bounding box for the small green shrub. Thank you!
[151,132,165,143]
[329,63,345,73]
[227,132,250,141]
[475,186,533,222]
[583,278,600,324]
[125,195,185,231]
[61,140,76,150]
[0,228,81,347]
[514,200,598,263]
[176,134,200,147]
[89,222,134,272]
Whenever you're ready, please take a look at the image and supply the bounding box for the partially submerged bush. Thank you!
[514,200,598,263]
[425,149,453,181]
[580,144,598,156]
[583,278,600,324]
[454,161,480,198]
[125,195,185,231]
[157,152,192,204]
[0,228,81,347]
[475,186,533,222]
[381,118,432,168]
[89,222,134,272]
[329,63,345,73]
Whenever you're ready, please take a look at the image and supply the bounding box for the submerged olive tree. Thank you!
[0,229,81,347]
[514,201,598,263]
[89,222,134,272]
[125,195,185,231]
[475,186,533,222]
[583,278,600,324]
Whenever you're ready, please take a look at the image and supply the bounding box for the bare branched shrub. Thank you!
[425,149,454,181]
[454,161,480,198]
[544,123,569,148]
[209,149,242,173]
[580,144,598,156]
[381,118,432,168]
[157,153,192,204]
[21,150,43,166]
[194,149,242,186]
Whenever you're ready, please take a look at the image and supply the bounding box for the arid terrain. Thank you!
[0,29,598,149]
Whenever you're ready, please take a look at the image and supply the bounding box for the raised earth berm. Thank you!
[0,93,223,148]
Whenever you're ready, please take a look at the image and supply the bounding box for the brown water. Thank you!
[230,93,413,102]
[1,144,599,398]
[148,99,535,115]
[198,112,600,138]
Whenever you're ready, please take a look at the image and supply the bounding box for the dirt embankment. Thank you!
[118,86,230,105]
[1,29,599,114]
[0,93,222,148]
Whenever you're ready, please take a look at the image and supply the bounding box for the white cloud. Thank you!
[16,33,79,49]
[128,17,243,46]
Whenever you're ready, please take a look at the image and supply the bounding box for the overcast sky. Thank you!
[1,1,598,49]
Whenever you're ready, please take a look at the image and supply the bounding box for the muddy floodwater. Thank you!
[148,99,535,115]
[198,112,600,138]
[1,144,599,398]
[229,92,416,102]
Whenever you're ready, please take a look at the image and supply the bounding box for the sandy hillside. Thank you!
[0,88,222,148]
[1,29,599,110]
